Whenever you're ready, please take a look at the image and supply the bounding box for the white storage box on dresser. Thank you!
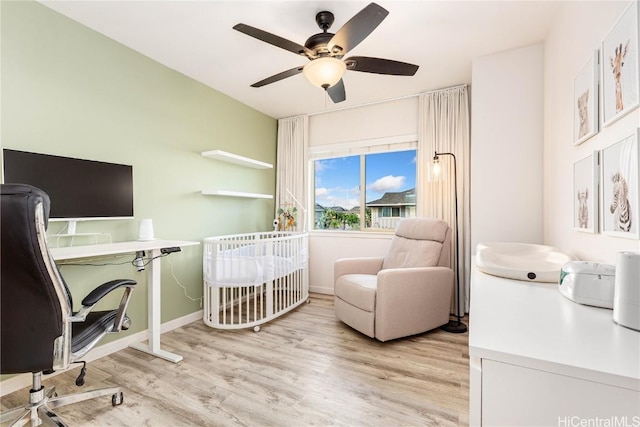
[469,261,640,426]
[203,232,309,331]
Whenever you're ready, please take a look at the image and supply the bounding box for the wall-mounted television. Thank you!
[2,149,134,231]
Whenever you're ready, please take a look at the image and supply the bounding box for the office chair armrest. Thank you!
[81,279,137,306]
[70,279,136,329]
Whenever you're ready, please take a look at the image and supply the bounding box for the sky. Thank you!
[314,150,416,209]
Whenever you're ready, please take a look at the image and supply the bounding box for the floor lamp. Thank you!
[432,151,468,334]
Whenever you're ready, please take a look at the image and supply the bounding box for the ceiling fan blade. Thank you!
[250,66,304,88]
[233,23,314,57]
[327,79,346,103]
[327,3,388,56]
[345,56,419,76]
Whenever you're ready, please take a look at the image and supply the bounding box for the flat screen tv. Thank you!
[3,149,134,225]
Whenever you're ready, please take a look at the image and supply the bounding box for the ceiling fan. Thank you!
[233,2,419,103]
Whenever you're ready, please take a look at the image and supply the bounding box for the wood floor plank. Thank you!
[1,294,469,426]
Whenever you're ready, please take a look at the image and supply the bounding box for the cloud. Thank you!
[315,186,360,209]
[315,161,327,174]
[314,159,336,174]
[315,187,330,197]
[368,175,406,193]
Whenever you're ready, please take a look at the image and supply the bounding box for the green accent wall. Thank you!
[0,0,277,374]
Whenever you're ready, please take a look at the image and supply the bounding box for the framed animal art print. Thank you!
[601,130,639,239]
[574,152,599,233]
[602,1,639,127]
[574,51,599,145]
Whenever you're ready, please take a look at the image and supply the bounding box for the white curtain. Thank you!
[275,116,308,231]
[417,85,471,315]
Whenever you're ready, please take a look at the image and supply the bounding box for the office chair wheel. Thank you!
[112,392,124,406]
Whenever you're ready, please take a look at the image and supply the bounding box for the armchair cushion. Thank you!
[382,239,443,269]
[395,217,449,241]
[335,274,378,312]
[334,257,383,283]
[382,218,449,270]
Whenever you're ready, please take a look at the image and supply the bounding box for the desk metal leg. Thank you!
[129,248,183,363]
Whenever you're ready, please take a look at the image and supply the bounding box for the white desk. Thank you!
[51,239,200,363]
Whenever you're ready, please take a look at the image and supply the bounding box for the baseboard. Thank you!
[159,310,203,334]
[0,310,203,397]
[309,285,334,295]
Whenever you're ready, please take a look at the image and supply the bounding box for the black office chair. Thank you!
[0,184,137,426]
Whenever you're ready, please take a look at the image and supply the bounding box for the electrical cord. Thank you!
[166,256,203,307]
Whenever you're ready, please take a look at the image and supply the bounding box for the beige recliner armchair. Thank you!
[334,217,454,341]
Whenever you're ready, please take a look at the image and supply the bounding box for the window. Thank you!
[314,149,416,231]
[380,207,401,217]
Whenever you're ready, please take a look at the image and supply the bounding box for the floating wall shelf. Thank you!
[201,150,273,169]
[201,150,273,199]
[201,190,273,199]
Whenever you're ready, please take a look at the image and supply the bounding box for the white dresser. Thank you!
[469,263,640,426]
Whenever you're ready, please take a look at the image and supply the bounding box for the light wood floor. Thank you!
[1,294,469,426]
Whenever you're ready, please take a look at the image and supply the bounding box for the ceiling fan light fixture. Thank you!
[303,57,346,89]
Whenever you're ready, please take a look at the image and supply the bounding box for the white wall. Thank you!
[544,1,640,263]
[308,97,418,147]
[308,232,392,294]
[471,44,545,252]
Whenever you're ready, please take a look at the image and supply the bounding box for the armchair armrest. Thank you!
[375,266,454,341]
[377,267,453,292]
[334,257,384,283]
[70,279,136,333]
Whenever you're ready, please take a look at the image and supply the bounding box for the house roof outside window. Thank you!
[367,189,416,207]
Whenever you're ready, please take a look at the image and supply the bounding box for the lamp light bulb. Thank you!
[303,57,346,89]
[432,157,441,176]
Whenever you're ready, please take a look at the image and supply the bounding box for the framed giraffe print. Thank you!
[573,152,599,233]
[601,130,639,239]
[602,1,639,127]
[573,51,599,145]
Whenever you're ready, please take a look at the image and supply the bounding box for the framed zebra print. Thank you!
[601,130,639,239]
[573,152,599,233]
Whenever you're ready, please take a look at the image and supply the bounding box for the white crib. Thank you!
[203,231,309,330]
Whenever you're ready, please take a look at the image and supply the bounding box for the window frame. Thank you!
[310,138,418,233]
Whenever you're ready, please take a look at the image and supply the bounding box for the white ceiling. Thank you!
[39,1,561,119]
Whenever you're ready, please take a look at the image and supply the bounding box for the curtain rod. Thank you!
[286,83,468,119]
